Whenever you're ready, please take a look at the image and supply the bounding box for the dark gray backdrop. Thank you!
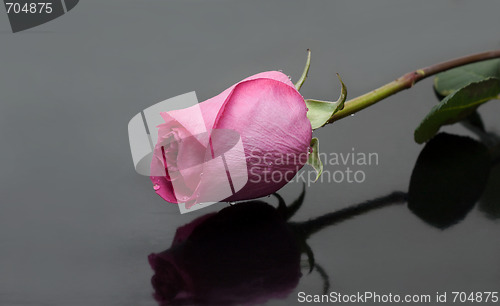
[1,1,499,305]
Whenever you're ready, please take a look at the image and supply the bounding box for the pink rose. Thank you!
[150,71,312,208]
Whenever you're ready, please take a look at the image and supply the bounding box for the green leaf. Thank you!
[415,78,500,144]
[306,74,347,129]
[434,58,500,96]
[307,137,323,182]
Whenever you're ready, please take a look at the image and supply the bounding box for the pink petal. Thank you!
[213,78,312,201]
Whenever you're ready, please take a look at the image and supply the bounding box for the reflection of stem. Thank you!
[291,191,407,239]
[330,50,500,122]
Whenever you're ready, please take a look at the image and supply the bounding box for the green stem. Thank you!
[329,49,500,122]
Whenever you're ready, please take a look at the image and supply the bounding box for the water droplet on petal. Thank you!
[229,202,236,206]
[153,184,161,191]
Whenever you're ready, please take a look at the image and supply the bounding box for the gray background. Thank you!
[1,1,499,305]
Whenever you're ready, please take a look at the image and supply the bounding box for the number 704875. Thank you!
[5,2,53,14]
[451,292,499,303]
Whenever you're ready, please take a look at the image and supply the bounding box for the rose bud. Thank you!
[148,201,302,305]
[150,71,312,208]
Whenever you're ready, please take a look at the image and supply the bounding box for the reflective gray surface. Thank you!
[0,1,499,305]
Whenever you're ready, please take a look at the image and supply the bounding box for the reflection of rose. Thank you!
[150,71,312,208]
[148,201,302,305]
